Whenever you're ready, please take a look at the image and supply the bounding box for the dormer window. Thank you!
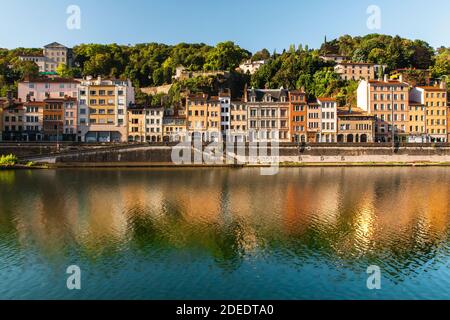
[251,96,256,102]
[281,96,286,102]
[265,95,271,102]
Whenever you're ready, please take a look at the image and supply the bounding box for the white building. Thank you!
[219,90,231,135]
[317,98,337,142]
[145,107,164,142]
[238,60,266,75]
[19,42,73,73]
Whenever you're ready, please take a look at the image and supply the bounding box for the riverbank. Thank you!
[3,161,450,170]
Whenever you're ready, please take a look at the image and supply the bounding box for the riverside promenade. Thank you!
[3,142,450,167]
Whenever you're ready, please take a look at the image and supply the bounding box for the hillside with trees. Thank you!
[1,34,450,106]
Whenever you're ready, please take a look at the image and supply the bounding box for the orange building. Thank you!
[289,90,307,142]
[43,98,64,140]
[186,93,220,141]
[357,78,410,142]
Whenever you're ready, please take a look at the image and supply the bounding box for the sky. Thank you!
[1,0,450,52]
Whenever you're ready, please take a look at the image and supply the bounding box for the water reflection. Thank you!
[0,168,449,298]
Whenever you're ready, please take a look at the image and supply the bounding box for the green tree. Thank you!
[203,41,251,71]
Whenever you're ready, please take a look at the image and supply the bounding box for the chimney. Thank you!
[399,74,403,83]
[383,74,388,82]
[440,79,447,90]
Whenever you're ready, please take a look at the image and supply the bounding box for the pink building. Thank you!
[18,77,80,102]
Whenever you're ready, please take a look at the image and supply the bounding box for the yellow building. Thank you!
[163,116,187,142]
[186,93,220,140]
[127,105,146,142]
[410,84,447,142]
[230,100,248,142]
[337,107,374,143]
[78,77,135,142]
[448,106,450,143]
[407,101,427,143]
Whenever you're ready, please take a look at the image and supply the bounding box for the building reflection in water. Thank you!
[0,167,449,279]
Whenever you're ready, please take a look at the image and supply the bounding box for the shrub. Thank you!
[0,154,19,167]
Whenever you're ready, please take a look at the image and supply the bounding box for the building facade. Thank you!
[219,91,231,135]
[23,101,45,141]
[18,77,79,102]
[128,106,146,142]
[63,97,78,141]
[77,77,134,142]
[306,100,321,142]
[317,97,337,142]
[19,42,73,73]
[357,79,410,142]
[238,60,266,75]
[410,85,447,142]
[163,116,187,142]
[229,100,248,142]
[245,88,290,142]
[289,90,307,143]
[407,101,427,143]
[3,103,25,141]
[337,108,374,143]
[43,98,64,141]
[186,93,221,141]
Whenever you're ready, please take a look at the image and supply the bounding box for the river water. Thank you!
[0,168,449,299]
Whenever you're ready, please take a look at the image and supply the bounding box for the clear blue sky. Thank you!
[1,0,450,52]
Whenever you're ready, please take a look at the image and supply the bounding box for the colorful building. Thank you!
[407,101,427,143]
[245,88,290,142]
[337,107,374,143]
[410,84,447,142]
[317,97,337,142]
[306,99,321,143]
[2,98,25,141]
[43,98,64,141]
[77,77,134,142]
[186,93,220,141]
[357,78,410,142]
[229,100,248,142]
[23,101,45,141]
[63,97,78,140]
[335,62,386,81]
[289,90,307,143]
[219,90,231,133]
[163,116,187,142]
[127,105,164,142]
[128,105,146,142]
[18,77,79,102]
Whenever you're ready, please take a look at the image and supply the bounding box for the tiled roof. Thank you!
[247,88,288,102]
[416,86,446,91]
[23,77,80,84]
[317,97,336,102]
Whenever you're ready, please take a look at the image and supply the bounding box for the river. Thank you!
[0,168,449,299]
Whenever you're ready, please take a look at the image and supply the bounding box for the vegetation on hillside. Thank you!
[1,34,450,105]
